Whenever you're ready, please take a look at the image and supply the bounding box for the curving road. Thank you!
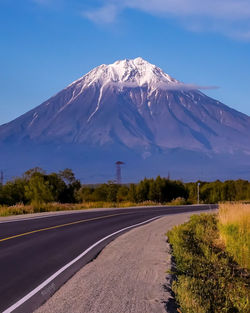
[0,205,216,313]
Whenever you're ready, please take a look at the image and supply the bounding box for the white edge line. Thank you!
[3,215,163,313]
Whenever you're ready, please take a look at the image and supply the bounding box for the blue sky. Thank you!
[0,0,250,125]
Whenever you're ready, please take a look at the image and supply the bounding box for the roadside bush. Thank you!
[170,197,187,205]
[167,214,249,313]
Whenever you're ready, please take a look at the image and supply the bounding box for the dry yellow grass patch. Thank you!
[0,201,162,217]
[218,203,250,269]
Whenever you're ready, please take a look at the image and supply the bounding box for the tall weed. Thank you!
[219,203,250,269]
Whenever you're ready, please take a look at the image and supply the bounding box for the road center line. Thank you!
[0,212,132,243]
[2,215,163,313]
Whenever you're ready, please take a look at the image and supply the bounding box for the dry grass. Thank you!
[218,203,250,269]
[170,197,187,205]
[219,202,250,225]
[0,201,161,217]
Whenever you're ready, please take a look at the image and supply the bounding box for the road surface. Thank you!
[0,205,216,312]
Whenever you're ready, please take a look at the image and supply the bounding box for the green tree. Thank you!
[0,178,27,205]
[136,178,150,202]
[148,179,158,202]
[106,181,119,202]
[128,184,137,202]
[59,168,76,185]
[24,167,45,179]
[92,184,108,201]
[116,185,129,202]
[46,173,67,202]
[154,176,165,202]
[76,186,94,202]
[58,169,81,203]
[25,172,53,207]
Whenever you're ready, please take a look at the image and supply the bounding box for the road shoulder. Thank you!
[35,212,205,313]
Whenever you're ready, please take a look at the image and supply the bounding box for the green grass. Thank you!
[167,214,249,313]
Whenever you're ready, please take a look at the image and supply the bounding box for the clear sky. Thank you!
[0,0,250,125]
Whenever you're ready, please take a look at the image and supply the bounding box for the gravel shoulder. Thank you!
[35,211,209,313]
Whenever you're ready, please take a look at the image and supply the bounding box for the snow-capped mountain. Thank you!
[0,57,250,182]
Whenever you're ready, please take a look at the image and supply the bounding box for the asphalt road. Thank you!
[0,205,216,313]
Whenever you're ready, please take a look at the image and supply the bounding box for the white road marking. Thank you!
[2,215,163,313]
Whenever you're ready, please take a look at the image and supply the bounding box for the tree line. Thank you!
[77,177,188,203]
[0,168,81,206]
[0,168,249,206]
[186,179,250,203]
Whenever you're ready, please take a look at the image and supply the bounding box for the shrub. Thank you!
[170,197,187,205]
[167,214,249,313]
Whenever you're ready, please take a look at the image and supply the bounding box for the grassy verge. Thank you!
[218,203,250,269]
[167,211,249,313]
[0,197,191,217]
[0,200,160,217]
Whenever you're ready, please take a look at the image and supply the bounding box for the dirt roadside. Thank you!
[35,211,210,313]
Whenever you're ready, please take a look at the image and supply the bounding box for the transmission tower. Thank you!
[115,161,125,184]
[0,170,3,185]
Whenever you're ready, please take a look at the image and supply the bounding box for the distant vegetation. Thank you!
[0,168,81,207]
[0,168,188,215]
[77,176,188,204]
[0,167,250,216]
[186,180,250,203]
[167,204,250,313]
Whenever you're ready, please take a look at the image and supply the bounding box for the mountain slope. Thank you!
[0,57,249,181]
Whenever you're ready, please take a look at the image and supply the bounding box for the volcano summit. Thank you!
[1,58,250,182]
